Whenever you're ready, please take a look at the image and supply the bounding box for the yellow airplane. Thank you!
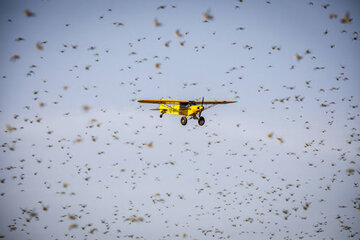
[138,98,236,126]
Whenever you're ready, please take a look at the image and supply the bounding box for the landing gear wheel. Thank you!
[198,116,205,126]
[160,114,163,118]
[180,117,187,126]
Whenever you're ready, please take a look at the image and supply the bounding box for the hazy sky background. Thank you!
[0,0,359,239]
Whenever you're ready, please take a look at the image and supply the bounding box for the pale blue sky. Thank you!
[0,0,359,239]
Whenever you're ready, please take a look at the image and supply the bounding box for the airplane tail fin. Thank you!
[159,103,167,113]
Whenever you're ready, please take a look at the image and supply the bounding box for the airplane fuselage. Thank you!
[160,103,203,117]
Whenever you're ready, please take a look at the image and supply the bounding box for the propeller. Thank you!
[199,97,204,117]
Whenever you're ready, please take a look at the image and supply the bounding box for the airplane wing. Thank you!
[138,99,189,104]
[194,100,237,105]
[138,99,237,105]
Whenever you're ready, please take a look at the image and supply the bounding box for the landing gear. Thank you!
[180,117,187,126]
[198,116,205,126]
[180,115,204,126]
[160,113,164,118]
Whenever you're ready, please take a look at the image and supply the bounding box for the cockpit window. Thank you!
[180,103,188,110]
